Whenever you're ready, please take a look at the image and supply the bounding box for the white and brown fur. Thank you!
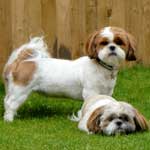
[71,95,149,135]
[3,27,136,122]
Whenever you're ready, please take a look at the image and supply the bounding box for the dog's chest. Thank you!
[96,72,116,93]
[103,74,116,94]
[83,65,117,95]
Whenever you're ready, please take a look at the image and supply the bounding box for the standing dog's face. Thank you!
[85,27,137,66]
[87,102,149,135]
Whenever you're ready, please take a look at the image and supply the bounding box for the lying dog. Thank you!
[3,27,136,121]
[71,95,149,135]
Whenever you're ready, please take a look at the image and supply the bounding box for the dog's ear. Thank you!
[126,33,137,61]
[87,106,104,134]
[85,31,99,59]
[134,109,149,131]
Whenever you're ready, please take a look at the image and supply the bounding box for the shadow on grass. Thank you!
[16,93,82,120]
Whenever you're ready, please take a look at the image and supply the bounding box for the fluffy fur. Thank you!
[71,95,149,135]
[3,27,136,122]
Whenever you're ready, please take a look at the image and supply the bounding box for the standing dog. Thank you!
[3,27,136,121]
[71,95,149,135]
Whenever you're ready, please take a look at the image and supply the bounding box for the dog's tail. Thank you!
[6,37,50,66]
[69,110,82,122]
[3,37,50,81]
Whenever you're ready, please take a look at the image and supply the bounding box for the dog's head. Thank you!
[85,27,137,67]
[87,102,149,135]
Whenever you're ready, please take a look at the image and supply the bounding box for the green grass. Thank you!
[0,65,150,150]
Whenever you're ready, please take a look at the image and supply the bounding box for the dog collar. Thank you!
[96,58,114,71]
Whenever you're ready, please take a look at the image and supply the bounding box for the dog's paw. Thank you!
[4,112,14,122]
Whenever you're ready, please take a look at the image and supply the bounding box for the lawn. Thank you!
[0,65,150,150]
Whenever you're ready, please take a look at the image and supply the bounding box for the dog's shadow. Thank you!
[16,92,82,120]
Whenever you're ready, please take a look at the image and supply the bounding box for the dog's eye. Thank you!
[100,41,108,46]
[115,38,124,45]
[123,116,129,121]
[108,117,113,121]
[108,115,115,121]
[119,115,129,121]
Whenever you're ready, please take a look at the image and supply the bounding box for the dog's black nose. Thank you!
[116,121,122,126]
[109,46,116,51]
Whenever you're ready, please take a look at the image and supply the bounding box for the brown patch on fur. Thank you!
[134,109,149,131]
[100,118,110,130]
[87,107,104,134]
[126,33,137,60]
[111,27,137,61]
[4,49,36,86]
[95,37,109,54]
[12,61,36,86]
[114,35,129,51]
[17,49,34,61]
[85,30,101,59]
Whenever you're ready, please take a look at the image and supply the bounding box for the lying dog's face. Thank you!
[87,102,149,135]
[100,105,136,135]
[85,27,137,67]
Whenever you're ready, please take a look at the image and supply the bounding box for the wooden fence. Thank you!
[0,0,150,73]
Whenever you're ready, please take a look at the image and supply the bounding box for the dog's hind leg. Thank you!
[3,58,37,122]
[4,85,32,122]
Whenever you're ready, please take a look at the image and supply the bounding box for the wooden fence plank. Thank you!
[70,0,86,59]
[85,0,98,34]
[11,0,42,49]
[109,0,126,28]
[142,0,150,66]
[41,0,56,55]
[125,0,144,66]
[97,0,109,29]
[0,0,11,73]
[11,0,27,48]
[55,0,72,58]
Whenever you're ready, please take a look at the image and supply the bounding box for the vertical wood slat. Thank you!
[97,0,109,29]
[85,0,98,34]
[97,0,126,29]
[142,0,150,66]
[0,0,11,73]
[55,0,72,58]
[41,0,56,55]
[109,0,126,28]
[11,0,26,48]
[125,0,143,67]
[11,0,42,49]
[70,0,86,59]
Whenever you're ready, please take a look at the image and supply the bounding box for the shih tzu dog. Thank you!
[3,27,136,122]
[71,95,149,135]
